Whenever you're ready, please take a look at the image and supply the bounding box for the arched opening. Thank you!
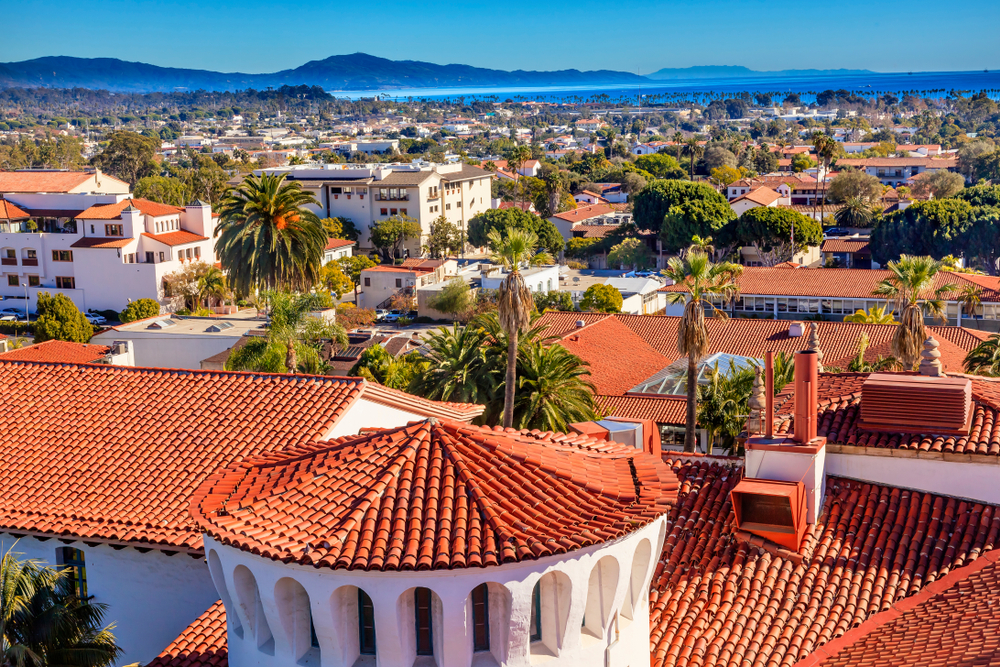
[621,539,652,625]
[233,565,274,654]
[582,556,620,644]
[396,587,443,666]
[471,583,511,667]
[208,550,243,638]
[530,570,571,662]
[329,585,375,667]
[275,578,320,665]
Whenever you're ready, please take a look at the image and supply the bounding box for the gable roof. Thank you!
[324,238,355,251]
[0,200,30,220]
[70,236,134,249]
[837,157,957,169]
[557,317,670,395]
[551,203,617,223]
[0,170,125,193]
[77,198,184,220]
[147,601,227,667]
[142,230,209,247]
[731,186,782,206]
[820,239,870,254]
[192,419,678,571]
[0,361,481,552]
[0,340,111,363]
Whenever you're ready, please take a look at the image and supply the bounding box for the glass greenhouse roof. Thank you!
[629,352,760,396]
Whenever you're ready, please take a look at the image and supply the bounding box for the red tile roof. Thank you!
[557,317,669,394]
[192,419,678,570]
[837,157,958,169]
[732,186,782,206]
[142,230,209,247]
[819,239,870,254]
[551,203,617,223]
[324,238,355,251]
[0,200,30,220]
[0,340,110,363]
[771,372,1000,456]
[804,552,1000,666]
[572,224,617,238]
[77,198,183,220]
[0,362,481,551]
[70,236,134,249]
[596,394,687,424]
[0,171,125,193]
[147,601,227,667]
[660,267,1000,302]
[362,265,432,274]
[649,458,1000,667]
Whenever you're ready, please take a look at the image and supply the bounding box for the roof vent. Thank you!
[859,373,972,435]
[147,318,175,329]
[788,322,803,337]
[730,478,808,551]
[206,321,235,332]
[575,320,586,328]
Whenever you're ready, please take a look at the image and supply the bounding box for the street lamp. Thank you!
[19,283,27,322]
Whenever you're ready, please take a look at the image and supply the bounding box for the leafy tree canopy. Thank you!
[870,199,976,264]
[369,214,422,263]
[633,180,736,252]
[467,208,563,257]
[321,216,360,242]
[721,207,823,250]
[580,284,623,313]
[827,170,883,204]
[119,298,160,323]
[34,292,93,343]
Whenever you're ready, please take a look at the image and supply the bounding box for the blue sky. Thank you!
[2,0,998,74]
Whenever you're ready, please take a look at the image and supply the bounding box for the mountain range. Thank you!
[0,53,877,93]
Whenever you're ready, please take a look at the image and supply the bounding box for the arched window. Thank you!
[233,565,274,654]
[208,550,243,638]
[582,556,619,641]
[275,578,319,664]
[415,587,433,656]
[530,571,570,659]
[358,589,376,655]
[472,583,489,652]
[621,539,652,623]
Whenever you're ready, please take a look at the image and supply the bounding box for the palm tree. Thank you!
[673,132,683,161]
[1,544,122,667]
[844,304,898,324]
[848,332,903,372]
[226,291,347,374]
[662,252,743,452]
[687,235,715,259]
[696,361,754,455]
[811,134,837,224]
[197,265,229,309]
[408,324,497,407]
[505,146,532,207]
[215,172,328,296]
[964,334,1000,376]
[486,228,554,427]
[684,138,703,181]
[834,196,877,229]
[514,343,597,432]
[959,284,983,319]
[872,255,957,369]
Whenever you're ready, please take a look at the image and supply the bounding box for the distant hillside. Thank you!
[647,65,874,80]
[0,53,647,93]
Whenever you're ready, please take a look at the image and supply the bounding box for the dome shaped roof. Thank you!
[192,419,678,571]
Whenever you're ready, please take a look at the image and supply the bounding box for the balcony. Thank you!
[22,258,38,267]
[376,194,409,201]
[1,258,16,266]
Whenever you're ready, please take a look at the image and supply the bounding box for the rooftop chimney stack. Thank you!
[919,336,944,377]
[793,350,819,444]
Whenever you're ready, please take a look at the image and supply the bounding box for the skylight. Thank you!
[146,319,175,329]
[206,322,235,332]
[629,352,759,396]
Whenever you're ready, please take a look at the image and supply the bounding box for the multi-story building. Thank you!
[0,170,217,312]
[264,163,493,258]
[837,156,959,187]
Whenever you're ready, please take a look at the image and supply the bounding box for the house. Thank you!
[0,171,217,312]
[573,190,610,206]
[602,277,666,314]
[726,174,812,202]
[728,186,787,216]
[358,262,453,311]
[321,238,354,264]
[820,238,873,268]
[0,361,483,665]
[266,163,492,259]
[549,203,631,240]
[660,265,1000,328]
[0,339,133,365]
[836,156,959,187]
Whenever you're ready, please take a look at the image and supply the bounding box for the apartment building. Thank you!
[836,156,959,186]
[0,170,217,312]
[266,162,493,258]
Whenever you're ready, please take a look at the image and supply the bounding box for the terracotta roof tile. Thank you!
[0,340,110,363]
[557,317,669,394]
[551,203,617,222]
[0,171,126,193]
[147,601,227,667]
[0,200,30,220]
[837,157,958,168]
[192,419,678,570]
[649,459,1000,667]
[819,239,870,253]
[70,237,134,249]
[324,238,355,251]
[142,230,209,246]
[732,186,782,206]
[596,394,688,424]
[77,198,183,220]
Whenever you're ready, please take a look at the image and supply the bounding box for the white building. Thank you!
[0,171,217,312]
[264,163,493,259]
[603,277,666,315]
[481,263,560,295]
[192,418,675,667]
[322,238,355,264]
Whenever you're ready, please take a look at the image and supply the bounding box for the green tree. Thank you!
[119,298,160,323]
[580,284,623,313]
[633,180,736,252]
[827,170,883,204]
[606,237,652,270]
[197,265,230,307]
[488,226,552,428]
[911,170,965,200]
[959,206,1000,275]
[33,293,93,343]
[565,237,599,260]
[369,214,422,263]
[964,333,1000,376]
[871,199,976,264]
[319,261,354,300]
[812,133,838,221]
[351,345,424,390]
[427,279,474,320]
[216,172,328,295]
[697,360,756,455]
[709,166,743,187]
[872,255,957,369]
[721,207,822,262]
[0,544,122,667]
[90,131,158,186]
[703,146,737,172]
[337,254,378,305]
[843,304,897,323]
[226,291,346,374]
[408,324,496,407]
[955,184,1000,208]
[425,215,465,258]
[513,343,598,432]
[683,138,703,180]
[662,252,743,452]
[534,290,575,312]
[134,175,190,207]
[467,208,563,257]
[834,196,879,228]
[790,153,817,173]
[634,153,686,180]
[321,217,360,242]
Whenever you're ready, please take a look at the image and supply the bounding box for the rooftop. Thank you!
[0,340,111,364]
[0,170,128,193]
[103,316,265,337]
[142,230,210,247]
[77,198,184,220]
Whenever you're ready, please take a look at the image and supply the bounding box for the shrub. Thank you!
[119,298,160,323]
[33,292,93,343]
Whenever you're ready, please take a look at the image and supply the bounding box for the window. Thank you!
[52,250,73,262]
[56,277,75,289]
[194,247,201,259]
[364,277,371,287]
[90,224,95,234]
[358,589,376,655]
[6,275,17,286]
[414,587,433,656]
[446,204,451,210]
[146,252,155,263]
[105,224,123,237]
[400,209,407,216]
[159,252,166,262]
[186,248,193,260]
[529,582,542,641]
[56,547,87,598]
[472,584,490,652]
[28,276,39,287]
[381,208,388,216]
[4,249,14,259]
[395,278,402,288]
[25,249,36,260]
[390,209,397,215]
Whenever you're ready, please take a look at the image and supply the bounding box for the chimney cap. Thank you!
[575,319,586,328]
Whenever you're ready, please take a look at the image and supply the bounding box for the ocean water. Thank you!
[330,70,1000,102]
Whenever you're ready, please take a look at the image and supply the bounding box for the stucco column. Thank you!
[437,592,473,667]
[505,581,535,667]
[370,587,407,667]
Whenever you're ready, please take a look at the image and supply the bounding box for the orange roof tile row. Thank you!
[0,340,110,363]
[324,238,355,251]
[147,601,227,667]
[192,419,678,571]
[0,170,97,193]
[0,199,30,220]
[558,317,670,394]
[70,236,134,249]
[77,198,184,220]
[649,458,1000,667]
[551,202,617,222]
[596,394,688,424]
[142,230,210,247]
[818,239,870,253]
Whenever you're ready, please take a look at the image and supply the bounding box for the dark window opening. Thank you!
[740,494,794,531]
[56,547,87,598]
[358,589,376,655]
[472,584,490,652]
[415,587,433,656]
[529,582,541,642]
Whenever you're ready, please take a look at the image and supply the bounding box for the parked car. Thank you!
[0,314,16,322]
[383,310,402,323]
[85,313,107,325]
[406,310,418,320]
[824,227,851,237]
[0,307,25,318]
[374,309,389,322]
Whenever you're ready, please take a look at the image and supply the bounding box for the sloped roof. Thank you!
[324,238,355,251]
[77,198,183,220]
[837,157,958,168]
[147,601,227,667]
[0,340,110,363]
[70,237,134,249]
[551,203,617,223]
[142,230,209,247]
[0,171,120,193]
[819,239,870,253]
[192,419,678,571]
[732,186,782,206]
[649,458,1000,667]
[0,362,480,551]
[0,200,30,220]
[557,317,670,395]
[595,394,687,424]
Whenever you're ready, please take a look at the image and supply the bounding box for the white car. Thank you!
[85,313,107,325]
[0,314,16,322]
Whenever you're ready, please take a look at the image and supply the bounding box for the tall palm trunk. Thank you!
[685,354,698,452]
[285,338,297,374]
[503,331,518,428]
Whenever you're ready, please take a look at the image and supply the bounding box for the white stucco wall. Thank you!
[206,516,667,667]
[90,330,245,369]
[1,534,217,666]
[325,397,438,439]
